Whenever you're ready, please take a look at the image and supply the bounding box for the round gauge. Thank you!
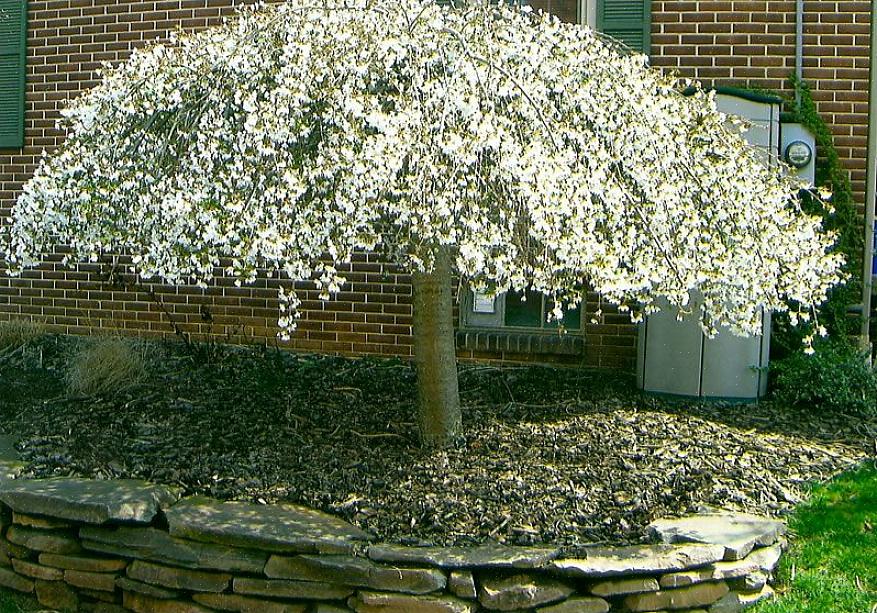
[784,140,813,169]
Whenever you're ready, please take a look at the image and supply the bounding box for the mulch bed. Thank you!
[1,335,874,552]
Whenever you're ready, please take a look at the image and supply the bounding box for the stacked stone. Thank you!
[0,440,785,613]
[0,477,181,612]
[642,514,786,613]
[358,526,783,613]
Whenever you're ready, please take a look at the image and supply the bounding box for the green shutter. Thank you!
[596,0,651,55]
[0,0,26,149]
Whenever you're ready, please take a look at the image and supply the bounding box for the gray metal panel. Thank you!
[769,106,780,168]
[635,93,780,400]
[742,120,773,148]
[715,94,775,122]
[641,303,704,396]
[636,320,646,389]
[758,313,771,397]
[700,312,767,399]
[716,93,779,169]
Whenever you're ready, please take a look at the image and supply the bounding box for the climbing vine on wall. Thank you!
[771,75,864,355]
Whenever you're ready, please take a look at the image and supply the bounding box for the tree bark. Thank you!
[411,248,462,448]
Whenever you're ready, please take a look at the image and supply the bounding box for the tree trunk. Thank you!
[411,248,462,448]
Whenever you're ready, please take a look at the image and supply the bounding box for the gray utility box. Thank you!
[637,90,788,400]
[637,295,771,400]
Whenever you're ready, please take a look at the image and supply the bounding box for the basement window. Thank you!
[461,289,582,333]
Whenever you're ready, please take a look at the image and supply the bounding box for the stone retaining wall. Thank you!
[0,441,784,613]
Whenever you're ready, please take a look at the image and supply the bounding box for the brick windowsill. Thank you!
[455,329,584,356]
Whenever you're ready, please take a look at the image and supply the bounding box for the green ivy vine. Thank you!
[770,75,864,356]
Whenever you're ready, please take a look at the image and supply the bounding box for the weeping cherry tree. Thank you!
[2,0,844,447]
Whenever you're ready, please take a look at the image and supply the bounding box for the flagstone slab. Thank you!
[536,597,610,613]
[166,496,372,554]
[265,552,447,594]
[38,552,128,573]
[265,554,372,584]
[647,513,785,560]
[659,556,761,588]
[35,579,78,611]
[193,592,308,613]
[6,525,82,554]
[13,512,73,530]
[123,591,213,613]
[351,590,478,613]
[81,525,267,573]
[0,478,179,525]
[0,566,33,593]
[11,558,64,581]
[747,544,783,573]
[710,585,775,613]
[367,543,560,569]
[65,569,118,592]
[550,544,725,578]
[448,570,476,599]
[127,560,231,593]
[477,573,573,611]
[591,575,660,596]
[623,580,730,612]
[233,577,354,600]
[116,576,181,600]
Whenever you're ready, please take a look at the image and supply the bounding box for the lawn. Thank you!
[755,464,877,613]
[0,589,40,613]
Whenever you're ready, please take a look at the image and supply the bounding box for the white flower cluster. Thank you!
[2,0,843,341]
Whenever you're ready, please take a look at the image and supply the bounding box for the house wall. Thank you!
[0,1,872,373]
[651,1,872,204]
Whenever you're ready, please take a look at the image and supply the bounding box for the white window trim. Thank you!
[579,0,597,28]
[461,289,585,334]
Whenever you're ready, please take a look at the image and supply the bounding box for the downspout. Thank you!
[860,0,877,354]
[794,0,803,106]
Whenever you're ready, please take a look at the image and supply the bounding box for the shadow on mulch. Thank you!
[0,334,873,552]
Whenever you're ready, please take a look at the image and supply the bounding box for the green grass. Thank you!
[0,588,41,613]
[756,464,877,613]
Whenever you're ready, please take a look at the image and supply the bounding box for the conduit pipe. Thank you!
[860,0,877,354]
[794,0,803,106]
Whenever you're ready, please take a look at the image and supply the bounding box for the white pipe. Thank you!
[860,0,877,353]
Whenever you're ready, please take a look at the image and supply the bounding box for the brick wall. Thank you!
[651,0,871,203]
[0,1,872,373]
[0,2,427,360]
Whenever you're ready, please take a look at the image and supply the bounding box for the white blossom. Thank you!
[1,0,843,341]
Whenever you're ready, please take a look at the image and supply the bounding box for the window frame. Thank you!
[460,289,585,335]
[580,0,597,27]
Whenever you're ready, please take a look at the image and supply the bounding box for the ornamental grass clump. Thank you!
[0,318,47,353]
[2,0,845,445]
[65,336,148,397]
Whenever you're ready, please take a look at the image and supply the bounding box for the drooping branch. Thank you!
[3,0,843,350]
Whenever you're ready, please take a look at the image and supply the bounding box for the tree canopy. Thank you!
[3,0,843,346]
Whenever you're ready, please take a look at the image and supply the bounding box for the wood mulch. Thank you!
[1,335,874,552]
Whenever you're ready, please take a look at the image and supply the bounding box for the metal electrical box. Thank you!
[780,122,817,185]
[636,90,780,400]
